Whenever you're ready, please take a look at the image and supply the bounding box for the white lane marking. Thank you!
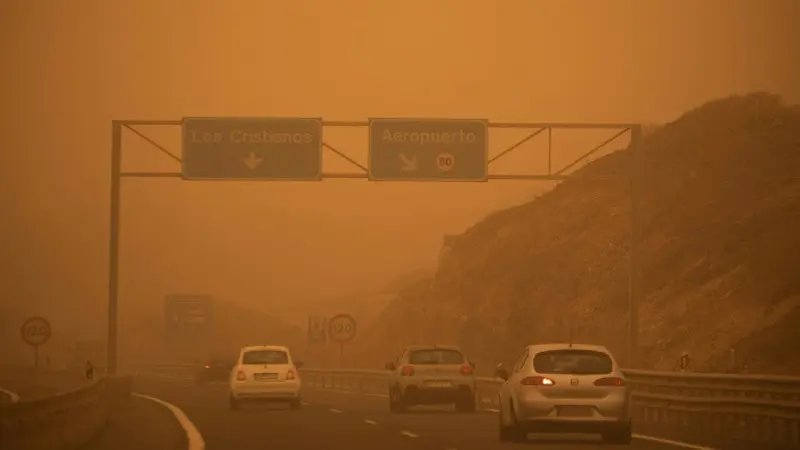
[0,387,21,404]
[364,419,377,425]
[329,408,343,413]
[134,393,205,450]
[400,430,418,438]
[633,434,719,450]
[314,387,719,450]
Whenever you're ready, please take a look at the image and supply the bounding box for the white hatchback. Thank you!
[228,345,303,410]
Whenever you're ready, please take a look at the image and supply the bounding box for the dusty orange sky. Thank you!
[1,0,798,335]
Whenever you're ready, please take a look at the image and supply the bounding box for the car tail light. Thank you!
[204,364,211,369]
[400,365,415,376]
[460,364,473,375]
[236,370,246,381]
[286,369,296,380]
[521,376,555,386]
[594,377,625,387]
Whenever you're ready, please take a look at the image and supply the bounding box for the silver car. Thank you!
[495,343,632,444]
[384,344,477,413]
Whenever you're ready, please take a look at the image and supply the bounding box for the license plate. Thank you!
[254,373,277,381]
[557,406,593,417]
[426,381,452,388]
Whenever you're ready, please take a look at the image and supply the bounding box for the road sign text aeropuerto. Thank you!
[181,117,323,180]
[368,118,488,181]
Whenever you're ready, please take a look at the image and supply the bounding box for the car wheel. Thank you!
[602,423,632,445]
[388,386,407,413]
[498,399,514,441]
[509,403,527,443]
[229,394,240,411]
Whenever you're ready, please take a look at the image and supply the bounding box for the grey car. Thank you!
[495,343,632,444]
[385,344,477,413]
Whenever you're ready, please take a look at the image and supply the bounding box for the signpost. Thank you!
[368,118,489,181]
[308,315,327,344]
[21,316,51,369]
[181,117,323,180]
[328,313,357,366]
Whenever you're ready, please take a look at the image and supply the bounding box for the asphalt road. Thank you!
[132,376,700,450]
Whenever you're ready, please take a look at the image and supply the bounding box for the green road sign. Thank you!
[182,117,323,180]
[368,118,488,181]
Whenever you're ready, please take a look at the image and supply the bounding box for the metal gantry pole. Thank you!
[628,125,643,368]
[107,121,122,376]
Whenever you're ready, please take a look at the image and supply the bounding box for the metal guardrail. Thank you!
[0,376,131,450]
[297,367,800,449]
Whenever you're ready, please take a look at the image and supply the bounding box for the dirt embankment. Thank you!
[352,93,800,375]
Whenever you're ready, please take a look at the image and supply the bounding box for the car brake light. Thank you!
[204,364,211,369]
[521,376,555,386]
[594,377,625,387]
[286,369,295,380]
[236,370,246,381]
[460,364,473,375]
[400,365,415,376]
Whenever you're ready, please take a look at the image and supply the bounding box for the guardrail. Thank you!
[298,368,800,450]
[0,376,131,450]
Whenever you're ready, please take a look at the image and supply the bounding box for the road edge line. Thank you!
[133,393,205,450]
[0,387,21,404]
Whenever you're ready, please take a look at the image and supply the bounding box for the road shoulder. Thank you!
[81,394,187,450]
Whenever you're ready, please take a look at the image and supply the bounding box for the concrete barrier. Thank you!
[0,376,131,450]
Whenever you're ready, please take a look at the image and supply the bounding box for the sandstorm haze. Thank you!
[1,1,798,355]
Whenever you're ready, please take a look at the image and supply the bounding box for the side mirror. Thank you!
[295,360,304,369]
[385,362,396,371]
[469,361,476,369]
[495,365,509,381]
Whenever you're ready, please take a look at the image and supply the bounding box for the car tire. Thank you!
[602,423,632,445]
[388,386,407,413]
[455,393,477,413]
[229,394,240,411]
[509,403,527,443]
[498,400,514,441]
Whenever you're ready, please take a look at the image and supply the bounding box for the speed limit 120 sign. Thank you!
[328,313,357,343]
[21,316,52,347]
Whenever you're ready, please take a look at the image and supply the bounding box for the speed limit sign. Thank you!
[21,316,51,347]
[435,152,456,172]
[328,314,357,343]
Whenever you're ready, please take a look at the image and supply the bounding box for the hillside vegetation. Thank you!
[352,93,800,374]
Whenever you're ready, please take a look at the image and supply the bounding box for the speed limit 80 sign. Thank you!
[328,314,357,343]
[21,316,52,347]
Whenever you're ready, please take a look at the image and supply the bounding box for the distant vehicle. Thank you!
[228,345,303,410]
[195,357,235,384]
[384,344,477,413]
[495,343,632,444]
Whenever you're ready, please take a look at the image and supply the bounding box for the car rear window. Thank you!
[533,350,613,375]
[409,349,464,365]
[242,350,289,365]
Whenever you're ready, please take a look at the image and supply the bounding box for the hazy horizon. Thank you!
[2,1,798,334]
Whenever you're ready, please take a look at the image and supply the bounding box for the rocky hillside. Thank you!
[352,93,800,374]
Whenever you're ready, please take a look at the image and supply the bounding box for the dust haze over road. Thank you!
[1,0,798,362]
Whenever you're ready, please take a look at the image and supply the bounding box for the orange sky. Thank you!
[1,0,798,334]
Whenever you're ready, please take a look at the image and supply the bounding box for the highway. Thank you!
[132,376,700,450]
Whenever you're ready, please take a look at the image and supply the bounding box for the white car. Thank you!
[228,345,303,410]
[496,343,632,444]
